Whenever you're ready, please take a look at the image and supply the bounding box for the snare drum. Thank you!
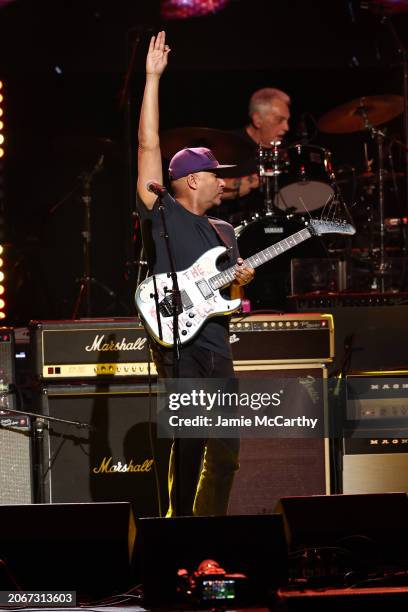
[275,144,335,213]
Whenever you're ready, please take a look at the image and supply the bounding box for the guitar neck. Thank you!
[211,226,312,290]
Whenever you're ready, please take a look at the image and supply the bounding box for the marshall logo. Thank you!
[93,456,154,474]
[85,334,147,352]
[370,439,408,446]
[370,383,408,391]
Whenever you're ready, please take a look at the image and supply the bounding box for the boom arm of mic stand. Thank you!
[4,405,93,503]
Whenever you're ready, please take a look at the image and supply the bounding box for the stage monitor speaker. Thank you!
[343,370,408,494]
[39,384,171,517]
[0,502,135,598]
[228,364,329,515]
[276,493,408,569]
[133,514,288,606]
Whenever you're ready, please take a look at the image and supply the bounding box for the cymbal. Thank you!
[365,0,408,14]
[160,127,254,165]
[357,170,405,184]
[336,169,404,185]
[318,95,404,134]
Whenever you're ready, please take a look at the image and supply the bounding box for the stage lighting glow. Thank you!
[161,0,230,19]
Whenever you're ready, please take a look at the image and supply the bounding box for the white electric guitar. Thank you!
[135,219,355,347]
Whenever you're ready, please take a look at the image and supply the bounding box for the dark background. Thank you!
[1,0,407,323]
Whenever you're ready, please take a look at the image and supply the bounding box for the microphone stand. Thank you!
[0,402,92,504]
[72,154,117,318]
[155,191,182,516]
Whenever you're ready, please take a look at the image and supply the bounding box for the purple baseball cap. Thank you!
[168,147,235,180]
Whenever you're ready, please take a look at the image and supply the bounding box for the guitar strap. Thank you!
[208,217,235,256]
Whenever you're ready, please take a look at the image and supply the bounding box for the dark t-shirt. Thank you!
[136,191,240,358]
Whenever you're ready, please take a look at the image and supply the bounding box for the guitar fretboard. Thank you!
[210,227,312,290]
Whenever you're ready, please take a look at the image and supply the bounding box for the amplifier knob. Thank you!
[286,322,291,327]
[278,322,283,327]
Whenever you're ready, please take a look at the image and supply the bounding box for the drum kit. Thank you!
[161,93,407,309]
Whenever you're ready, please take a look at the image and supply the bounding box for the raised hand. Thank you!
[146,30,171,76]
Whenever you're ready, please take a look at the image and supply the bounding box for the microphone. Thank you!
[146,181,167,196]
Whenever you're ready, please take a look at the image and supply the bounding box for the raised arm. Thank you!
[137,31,171,209]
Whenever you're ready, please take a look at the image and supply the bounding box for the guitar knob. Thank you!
[186,321,192,327]
[189,312,195,318]
[181,330,187,336]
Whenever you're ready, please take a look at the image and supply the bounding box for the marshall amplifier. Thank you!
[342,370,408,494]
[230,313,333,364]
[30,318,157,380]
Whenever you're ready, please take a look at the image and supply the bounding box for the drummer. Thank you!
[220,87,291,223]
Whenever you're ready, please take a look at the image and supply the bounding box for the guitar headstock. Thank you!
[308,219,356,236]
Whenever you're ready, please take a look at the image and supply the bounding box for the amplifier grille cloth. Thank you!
[0,428,32,503]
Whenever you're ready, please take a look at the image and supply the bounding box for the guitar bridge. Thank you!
[159,289,192,317]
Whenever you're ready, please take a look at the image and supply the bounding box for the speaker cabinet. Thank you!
[0,427,33,503]
[342,371,408,494]
[39,384,171,517]
[276,493,408,569]
[0,502,135,598]
[228,364,329,515]
[0,327,15,385]
[134,514,288,606]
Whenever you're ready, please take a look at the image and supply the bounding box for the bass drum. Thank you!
[235,214,327,310]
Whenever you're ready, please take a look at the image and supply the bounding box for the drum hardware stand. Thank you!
[258,140,282,215]
[357,102,389,292]
[381,15,408,219]
[72,155,118,318]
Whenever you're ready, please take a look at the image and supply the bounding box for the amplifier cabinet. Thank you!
[342,370,408,494]
[0,427,33,503]
[30,318,157,380]
[0,327,15,385]
[39,383,170,517]
[230,314,333,364]
[0,327,16,411]
[228,363,330,515]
